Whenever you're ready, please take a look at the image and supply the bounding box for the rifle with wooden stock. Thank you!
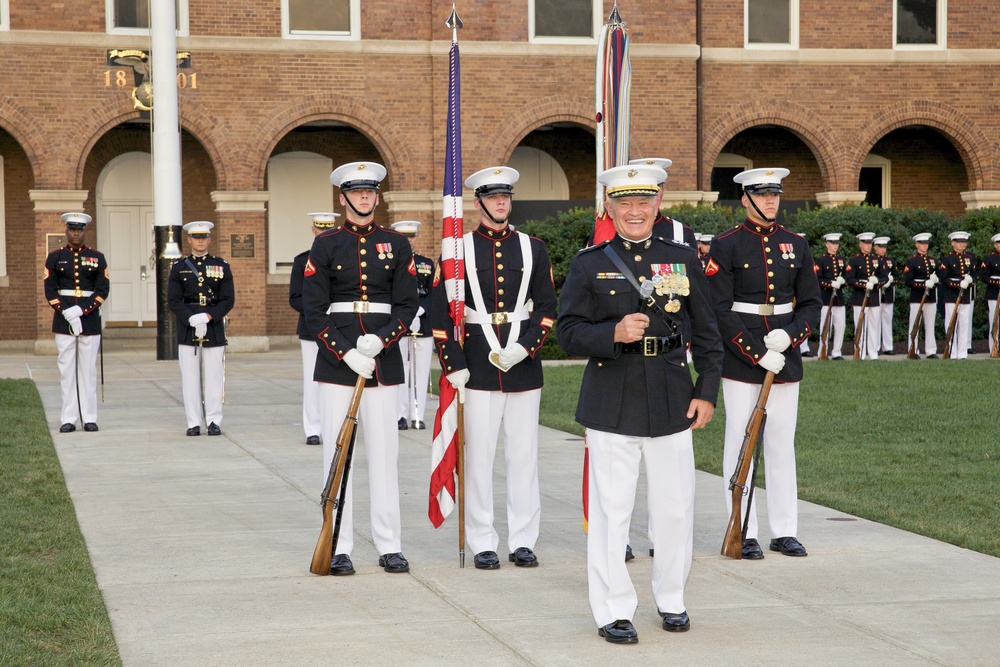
[818,288,837,360]
[721,371,775,559]
[942,286,967,360]
[309,374,366,575]
[991,297,1000,358]
[852,285,872,361]
[907,285,931,360]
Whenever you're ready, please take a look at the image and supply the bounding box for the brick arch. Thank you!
[252,96,411,191]
[855,100,990,190]
[487,95,595,164]
[0,98,48,187]
[702,101,845,191]
[74,101,230,191]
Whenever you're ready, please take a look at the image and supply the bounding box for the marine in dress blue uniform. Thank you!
[43,212,110,432]
[874,237,898,354]
[167,221,235,436]
[937,230,977,359]
[302,161,418,576]
[391,220,435,431]
[557,164,722,644]
[628,158,698,248]
[845,232,886,360]
[979,233,1000,350]
[431,165,557,571]
[903,232,940,358]
[814,232,847,360]
[289,212,340,445]
[704,167,822,560]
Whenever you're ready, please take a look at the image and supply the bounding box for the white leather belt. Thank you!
[327,301,391,314]
[732,301,794,316]
[991,276,1000,280]
[58,289,94,297]
[465,307,530,326]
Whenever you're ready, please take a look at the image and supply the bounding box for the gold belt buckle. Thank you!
[75,288,83,298]
[758,304,774,316]
[643,336,658,356]
[491,312,509,325]
[199,294,207,307]
[353,301,370,314]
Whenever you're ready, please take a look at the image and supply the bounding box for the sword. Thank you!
[99,334,105,403]
[74,334,84,427]
[409,333,419,427]
[194,331,208,421]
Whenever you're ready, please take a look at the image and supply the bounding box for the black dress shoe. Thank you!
[801,350,814,357]
[625,544,634,562]
[305,435,321,446]
[831,355,844,361]
[59,423,76,433]
[186,426,200,436]
[509,547,538,567]
[770,536,808,557]
[416,421,426,430]
[598,619,638,644]
[742,538,765,560]
[926,354,938,359]
[882,349,896,356]
[649,548,655,557]
[397,417,408,430]
[207,422,221,436]
[379,552,410,573]
[474,550,500,570]
[83,422,99,432]
[329,553,355,576]
[658,610,691,632]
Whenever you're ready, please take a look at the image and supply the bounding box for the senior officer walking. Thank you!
[167,221,235,436]
[557,164,722,644]
[432,166,557,571]
[303,162,418,576]
[44,212,110,433]
[289,212,340,445]
[704,168,822,559]
[903,232,940,358]
[814,232,847,360]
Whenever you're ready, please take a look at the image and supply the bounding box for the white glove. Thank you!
[62,305,83,320]
[885,274,894,286]
[763,329,792,352]
[498,344,529,368]
[758,350,786,374]
[68,317,83,336]
[416,306,425,318]
[409,316,421,334]
[833,276,846,289]
[194,323,208,339]
[356,333,384,358]
[189,312,210,327]
[960,274,974,289]
[446,368,470,402]
[343,349,375,379]
[925,274,939,288]
[865,276,879,290]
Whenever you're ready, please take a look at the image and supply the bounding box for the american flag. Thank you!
[428,23,464,529]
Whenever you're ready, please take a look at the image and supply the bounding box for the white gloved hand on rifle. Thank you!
[763,329,792,352]
[960,274,974,289]
[446,368,470,402]
[925,274,939,288]
[356,333,384,358]
[885,274,894,286]
[833,276,846,289]
[865,275,879,290]
[343,349,375,379]
[758,350,786,374]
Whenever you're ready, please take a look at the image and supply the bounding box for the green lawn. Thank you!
[540,359,1000,558]
[0,380,121,666]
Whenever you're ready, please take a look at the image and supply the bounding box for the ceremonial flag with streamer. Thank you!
[592,3,632,245]
[429,18,464,528]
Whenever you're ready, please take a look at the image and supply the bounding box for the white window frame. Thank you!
[893,0,947,50]
[744,0,799,50]
[0,155,6,280]
[862,154,892,208]
[529,0,601,45]
[715,153,754,171]
[282,0,360,41]
[106,0,189,37]
[0,0,10,32]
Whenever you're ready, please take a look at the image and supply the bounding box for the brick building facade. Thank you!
[2,1,999,349]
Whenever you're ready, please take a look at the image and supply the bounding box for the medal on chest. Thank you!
[650,263,689,312]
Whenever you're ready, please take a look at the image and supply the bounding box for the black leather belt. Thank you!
[184,299,217,305]
[621,335,682,356]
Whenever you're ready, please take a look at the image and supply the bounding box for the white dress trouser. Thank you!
[943,303,973,359]
[56,333,100,426]
[989,300,998,350]
[178,345,225,428]
[463,388,541,555]
[908,302,938,356]
[319,382,401,557]
[853,305,881,360]
[722,379,800,541]
[396,336,433,423]
[587,427,694,627]
[819,305,846,357]
[879,303,894,351]
[299,340,321,438]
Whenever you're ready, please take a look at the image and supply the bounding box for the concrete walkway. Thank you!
[4,347,999,666]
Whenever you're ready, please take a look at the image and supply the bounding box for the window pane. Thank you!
[748,0,790,44]
[290,0,350,33]
[536,0,592,38]
[859,167,884,208]
[115,0,149,29]
[897,0,937,44]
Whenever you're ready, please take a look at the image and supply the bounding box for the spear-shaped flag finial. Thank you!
[608,3,623,27]
[446,4,463,31]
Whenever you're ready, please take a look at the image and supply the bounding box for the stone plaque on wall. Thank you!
[230,233,255,259]
[46,233,67,254]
